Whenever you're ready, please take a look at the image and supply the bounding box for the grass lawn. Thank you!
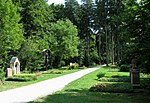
[0,69,80,92]
[30,67,150,103]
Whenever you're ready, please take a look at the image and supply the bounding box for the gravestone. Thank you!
[130,59,140,87]
[42,49,49,70]
[10,57,20,74]
[7,68,13,77]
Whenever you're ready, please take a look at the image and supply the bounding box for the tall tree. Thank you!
[94,0,112,66]
[65,0,80,26]
[50,19,79,67]
[110,0,124,65]
[13,0,54,38]
[12,0,54,71]
[94,0,126,66]
[94,0,105,64]
[80,0,94,66]
[0,0,24,67]
[49,4,65,21]
[120,0,150,72]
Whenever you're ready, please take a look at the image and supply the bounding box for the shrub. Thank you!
[0,68,5,84]
[119,64,129,72]
[6,73,38,82]
[49,71,63,74]
[99,77,130,82]
[111,65,118,68]
[48,66,53,69]
[89,83,133,93]
[60,61,66,66]
[140,76,150,94]
[97,72,106,79]
[59,66,69,70]
[35,72,42,76]
[89,84,106,92]
[69,63,79,69]
[42,69,63,74]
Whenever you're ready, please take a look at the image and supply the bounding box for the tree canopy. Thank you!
[0,0,149,73]
[0,0,24,66]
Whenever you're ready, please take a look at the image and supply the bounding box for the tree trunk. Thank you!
[112,32,115,65]
[105,25,109,66]
[87,34,90,66]
[117,35,120,65]
[98,33,102,64]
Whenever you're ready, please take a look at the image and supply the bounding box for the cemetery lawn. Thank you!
[31,67,150,103]
[0,69,80,92]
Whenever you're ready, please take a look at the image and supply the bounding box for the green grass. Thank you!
[30,67,150,103]
[0,69,80,92]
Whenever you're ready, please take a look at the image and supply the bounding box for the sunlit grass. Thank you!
[31,67,150,103]
[0,69,80,92]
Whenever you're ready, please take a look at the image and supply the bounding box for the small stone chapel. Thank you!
[10,57,20,74]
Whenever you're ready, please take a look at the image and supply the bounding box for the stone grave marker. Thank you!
[7,68,13,77]
[130,59,140,87]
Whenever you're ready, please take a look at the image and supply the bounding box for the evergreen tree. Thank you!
[13,0,54,71]
[13,0,54,38]
[65,0,80,26]
[49,4,65,21]
[80,0,95,66]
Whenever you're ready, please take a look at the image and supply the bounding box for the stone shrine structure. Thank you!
[10,57,20,75]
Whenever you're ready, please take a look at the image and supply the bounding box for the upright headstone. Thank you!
[130,59,140,87]
[10,57,20,74]
[7,68,13,77]
[42,49,49,70]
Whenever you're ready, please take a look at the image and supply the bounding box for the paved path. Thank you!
[0,66,103,103]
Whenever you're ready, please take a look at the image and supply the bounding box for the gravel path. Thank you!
[0,66,103,103]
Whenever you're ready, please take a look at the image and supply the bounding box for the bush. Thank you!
[60,61,66,66]
[140,75,150,94]
[98,77,130,82]
[89,83,133,93]
[42,69,63,74]
[89,84,107,91]
[49,70,63,74]
[6,73,38,82]
[0,68,5,84]
[60,66,69,70]
[119,64,129,72]
[69,63,79,69]
[97,72,106,79]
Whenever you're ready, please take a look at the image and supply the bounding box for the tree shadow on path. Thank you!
[29,88,150,103]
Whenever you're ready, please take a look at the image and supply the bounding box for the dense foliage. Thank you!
[0,0,149,73]
[0,0,24,66]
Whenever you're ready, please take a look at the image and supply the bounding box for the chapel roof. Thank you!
[10,57,20,64]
